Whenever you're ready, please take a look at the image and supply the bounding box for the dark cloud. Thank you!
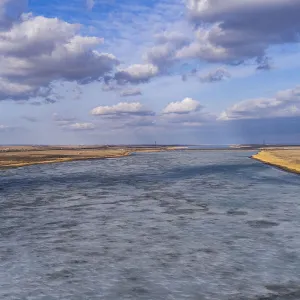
[256,56,273,71]
[199,68,231,83]
[218,116,300,144]
[0,0,27,29]
[179,0,300,65]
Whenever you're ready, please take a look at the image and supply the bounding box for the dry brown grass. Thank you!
[0,146,174,169]
[252,147,300,174]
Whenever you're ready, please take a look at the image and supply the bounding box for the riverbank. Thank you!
[252,147,300,174]
[0,146,176,169]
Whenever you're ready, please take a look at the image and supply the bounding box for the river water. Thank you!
[1,151,300,300]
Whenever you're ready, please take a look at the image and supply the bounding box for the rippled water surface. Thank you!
[1,151,300,300]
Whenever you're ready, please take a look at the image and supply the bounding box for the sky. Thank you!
[1,0,300,145]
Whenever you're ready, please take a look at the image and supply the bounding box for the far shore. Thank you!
[252,147,300,175]
[2,144,300,173]
[0,146,182,169]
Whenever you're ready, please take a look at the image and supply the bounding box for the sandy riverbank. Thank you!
[252,147,300,174]
[0,146,176,169]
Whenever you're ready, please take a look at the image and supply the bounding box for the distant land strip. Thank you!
[0,146,182,169]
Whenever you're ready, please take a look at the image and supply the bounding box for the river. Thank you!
[1,151,300,300]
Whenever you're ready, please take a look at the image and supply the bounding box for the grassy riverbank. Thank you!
[0,146,175,169]
[252,147,300,174]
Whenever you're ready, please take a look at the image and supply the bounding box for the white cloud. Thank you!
[53,112,95,131]
[91,102,154,116]
[69,123,96,130]
[163,97,202,114]
[89,0,186,65]
[115,64,159,84]
[144,31,190,69]
[176,26,235,63]
[155,31,189,47]
[144,44,175,68]
[0,13,119,101]
[219,86,300,120]
[0,15,81,58]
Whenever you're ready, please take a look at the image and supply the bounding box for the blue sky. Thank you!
[1,0,300,145]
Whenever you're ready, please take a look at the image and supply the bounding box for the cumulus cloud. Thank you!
[145,44,175,69]
[68,123,96,130]
[119,88,142,97]
[176,26,231,63]
[115,64,158,84]
[0,78,35,100]
[159,96,216,128]
[0,11,119,101]
[219,86,300,120]
[180,0,300,65]
[91,102,154,116]
[163,97,202,114]
[155,32,189,47]
[144,31,190,70]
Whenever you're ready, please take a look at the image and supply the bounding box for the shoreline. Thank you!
[0,153,132,169]
[252,149,300,175]
[0,146,182,170]
[2,145,300,173]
